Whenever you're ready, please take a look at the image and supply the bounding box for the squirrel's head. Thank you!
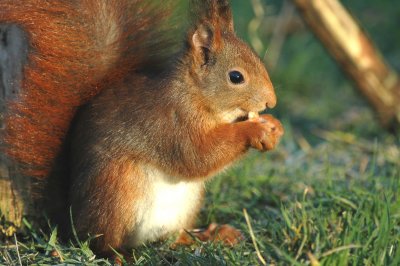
[184,0,276,123]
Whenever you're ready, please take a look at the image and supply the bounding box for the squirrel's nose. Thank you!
[265,89,277,109]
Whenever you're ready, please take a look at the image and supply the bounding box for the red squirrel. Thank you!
[1,0,283,254]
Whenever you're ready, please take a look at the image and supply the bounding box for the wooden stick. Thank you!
[292,0,400,129]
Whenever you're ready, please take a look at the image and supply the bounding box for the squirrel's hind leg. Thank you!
[70,158,144,255]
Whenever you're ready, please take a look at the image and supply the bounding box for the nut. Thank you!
[248,112,259,120]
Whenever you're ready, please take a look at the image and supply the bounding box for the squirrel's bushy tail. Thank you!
[0,0,175,178]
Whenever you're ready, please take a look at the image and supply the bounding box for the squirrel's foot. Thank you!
[171,223,244,248]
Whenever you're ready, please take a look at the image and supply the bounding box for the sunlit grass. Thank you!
[2,126,399,265]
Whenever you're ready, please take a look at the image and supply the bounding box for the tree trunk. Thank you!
[0,24,31,227]
[292,0,400,130]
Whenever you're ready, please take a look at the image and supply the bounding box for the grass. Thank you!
[1,123,399,265]
[1,0,400,265]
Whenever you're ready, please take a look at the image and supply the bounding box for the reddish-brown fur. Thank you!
[0,0,173,178]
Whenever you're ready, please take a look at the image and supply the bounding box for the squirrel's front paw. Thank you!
[245,114,284,151]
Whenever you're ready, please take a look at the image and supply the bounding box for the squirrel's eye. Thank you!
[229,70,245,85]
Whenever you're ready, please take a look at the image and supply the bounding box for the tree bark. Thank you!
[292,0,400,129]
[0,24,31,227]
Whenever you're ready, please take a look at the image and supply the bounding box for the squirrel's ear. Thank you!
[192,24,214,51]
[188,0,235,65]
[216,0,234,32]
[190,23,218,66]
[193,0,234,32]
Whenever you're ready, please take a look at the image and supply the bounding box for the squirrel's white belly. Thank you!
[126,166,204,246]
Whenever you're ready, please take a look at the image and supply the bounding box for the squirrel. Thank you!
[0,0,283,255]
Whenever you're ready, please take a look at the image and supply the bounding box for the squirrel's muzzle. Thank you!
[265,88,277,109]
